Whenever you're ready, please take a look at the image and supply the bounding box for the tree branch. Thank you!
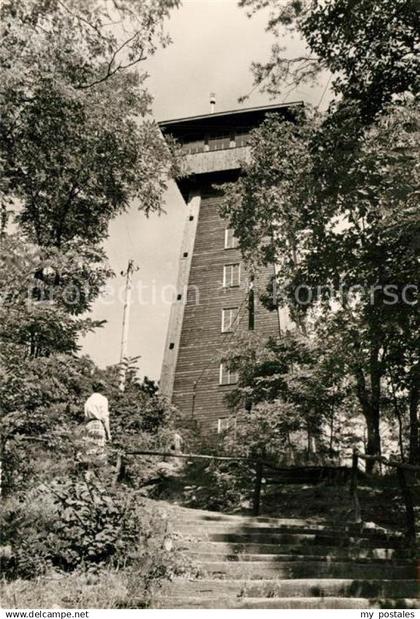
[56,0,111,43]
[75,31,146,89]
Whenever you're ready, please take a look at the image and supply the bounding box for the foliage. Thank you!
[95,362,177,439]
[2,478,141,577]
[1,478,192,602]
[0,349,178,495]
[234,0,419,465]
[163,457,250,514]
[221,100,419,465]
[1,0,180,91]
[0,0,181,248]
[0,234,110,361]
[0,570,144,609]
[0,0,183,370]
[0,0,182,367]
[0,0,182,494]
[239,0,418,120]
[222,330,349,455]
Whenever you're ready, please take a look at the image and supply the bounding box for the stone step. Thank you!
[179,530,405,548]
[168,508,400,535]
[180,540,413,560]
[153,597,420,609]
[170,511,323,526]
[174,522,405,543]
[188,551,414,564]
[173,520,335,533]
[162,578,419,599]
[197,560,415,580]
[172,515,345,529]
[170,510,409,543]
[149,502,418,609]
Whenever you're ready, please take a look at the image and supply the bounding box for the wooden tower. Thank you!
[159,102,300,433]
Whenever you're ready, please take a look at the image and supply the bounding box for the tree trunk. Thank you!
[354,350,382,474]
[365,408,381,473]
[329,410,335,455]
[390,378,405,461]
[408,363,419,464]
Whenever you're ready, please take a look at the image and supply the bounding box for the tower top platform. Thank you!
[159,100,303,139]
[159,101,303,199]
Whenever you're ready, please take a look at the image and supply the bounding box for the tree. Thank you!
[221,101,419,466]
[224,0,420,468]
[223,331,349,458]
[0,0,183,491]
[239,0,418,121]
[0,233,111,358]
[0,348,178,494]
[0,0,181,357]
[0,0,180,248]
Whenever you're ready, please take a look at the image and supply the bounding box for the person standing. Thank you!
[82,382,111,473]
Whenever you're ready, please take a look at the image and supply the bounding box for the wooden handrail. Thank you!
[113,448,264,516]
[253,461,264,517]
[122,449,254,462]
[114,447,418,530]
[354,451,420,473]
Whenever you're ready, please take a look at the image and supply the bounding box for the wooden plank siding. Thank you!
[160,191,201,399]
[171,186,280,432]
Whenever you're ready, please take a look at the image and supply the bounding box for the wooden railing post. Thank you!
[351,449,362,523]
[112,452,126,487]
[397,466,416,545]
[253,460,263,517]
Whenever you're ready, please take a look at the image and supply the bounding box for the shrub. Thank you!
[1,478,144,578]
[171,458,252,513]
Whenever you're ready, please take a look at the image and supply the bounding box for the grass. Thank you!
[0,569,150,609]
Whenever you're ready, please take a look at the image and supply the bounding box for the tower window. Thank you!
[224,228,239,249]
[221,307,238,333]
[183,252,188,257]
[217,417,230,434]
[169,342,175,350]
[219,362,239,386]
[177,293,182,300]
[223,263,240,288]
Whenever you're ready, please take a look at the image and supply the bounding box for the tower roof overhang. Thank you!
[159,100,303,139]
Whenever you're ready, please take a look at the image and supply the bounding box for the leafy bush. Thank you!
[156,457,252,514]
[0,351,179,496]
[1,478,145,578]
[198,460,251,512]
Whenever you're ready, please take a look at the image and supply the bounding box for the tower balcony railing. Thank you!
[182,144,251,176]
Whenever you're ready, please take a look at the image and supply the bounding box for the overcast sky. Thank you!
[80,0,332,380]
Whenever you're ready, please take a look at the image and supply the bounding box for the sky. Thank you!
[80,0,332,380]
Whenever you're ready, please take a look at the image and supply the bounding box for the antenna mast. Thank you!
[119,259,137,391]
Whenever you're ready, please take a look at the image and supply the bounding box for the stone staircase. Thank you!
[152,506,419,609]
